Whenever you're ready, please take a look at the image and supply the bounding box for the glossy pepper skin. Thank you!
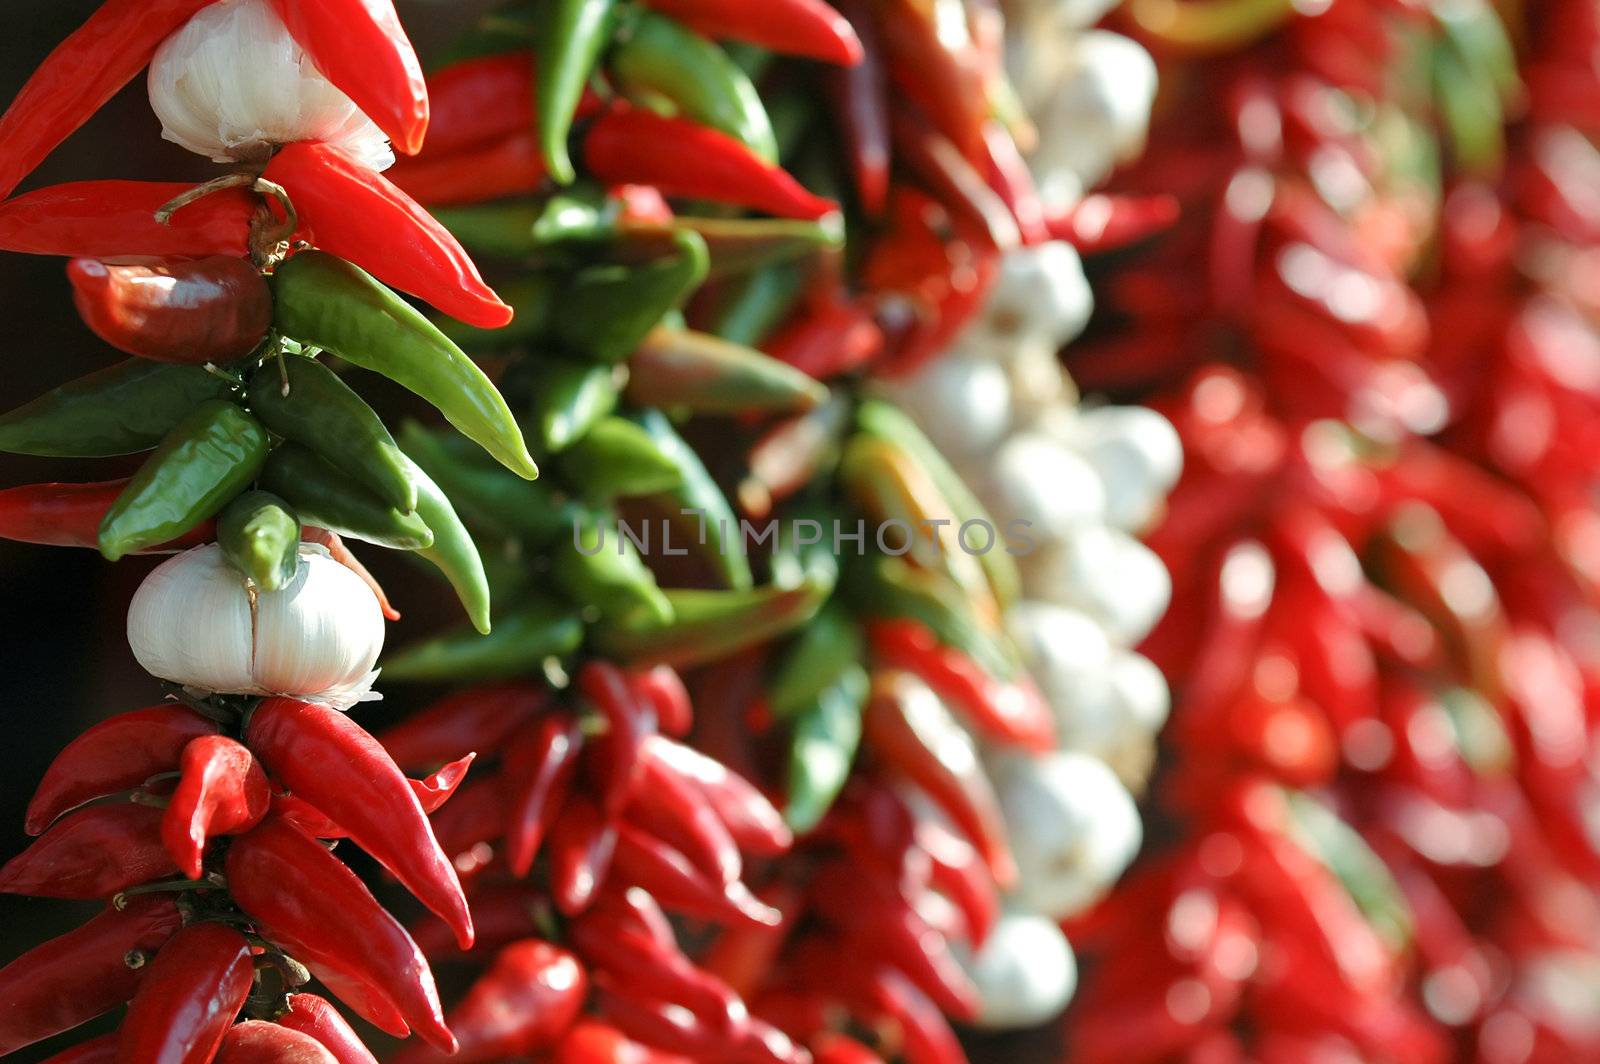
[0,181,256,259]
[0,897,181,1055]
[398,453,495,634]
[270,251,534,480]
[217,491,302,592]
[215,1021,339,1063]
[275,994,379,1064]
[537,0,618,184]
[258,445,432,551]
[377,682,546,772]
[0,359,233,459]
[423,53,537,157]
[0,804,177,899]
[97,400,271,562]
[26,704,217,835]
[266,0,428,155]
[641,0,862,64]
[117,922,254,1064]
[245,697,474,949]
[225,817,455,1052]
[503,712,585,877]
[0,480,216,554]
[263,144,512,330]
[68,257,272,366]
[161,735,271,879]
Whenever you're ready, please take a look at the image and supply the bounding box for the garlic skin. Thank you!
[980,432,1108,545]
[128,543,384,708]
[1067,406,1185,532]
[148,0,393,171]
[959,912,1079,1029]
[1026,32,1158,207]
[882,354,1014,461]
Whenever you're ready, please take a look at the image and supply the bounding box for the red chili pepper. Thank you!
[299,964,411,1042]
[571,907,746,1033]
[812,1035,885,1064]
[873,0,986,163]
[611,822,780,927]
[890,109,1020,251]
[584,105,838,222]
[0,480,216,554]
[66,256,271,366]
[504,713,584,877]
[215,1020,340,1063]
[276,993,379,1064]
[643,738,793,856]
[980,122,1049,246]
[391,940,588,1064]
[117,922,255,1064]
[579,661,658,819]
[0,0,214,199]
[626,748,742,887]
[0,896,181,1055]
[821,0,889,216]
[385,130,548,207]
[26,704,217,835]
[377,682,547,771]
[858,965,964,1064]
[555,1021,693,1064]
[161,735,271,879]
[591,987,736,1062]
[273,754,475,840]
[225,816,455,1052]
[266,0,428,155]
[915,820,998,948]
[424,53,537,156]
[300,527,400,621]
[246,697,473,948]
[698,884,800,999]
[629,666,694,739]
[641,0,862,63]
[763,297,884,380]
[867,619,1054,752]
[262,142,511,328]
[0,804,176,899]
[550,795,620,916]
[408,883,542,960]
[0,181,255,259]
[1046,194,1182,255]
[423,775,506,859]
[37,1033,117,1063]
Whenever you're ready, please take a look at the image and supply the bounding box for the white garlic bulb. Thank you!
[148,0,393,171]
[127,543,384,708]
[1068,406,1185,531]
[964,243,1094,359]
[959,912,1080,1029]
[1028,525,1171,645]
[990,750,1142,919]
[980,432,1107,546]
[1027,32,1158,206]
[882,353,1014,461]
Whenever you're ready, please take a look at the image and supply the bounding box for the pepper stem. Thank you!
[152,173,301,269]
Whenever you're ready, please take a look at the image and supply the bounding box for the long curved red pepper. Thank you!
[117,922,255,1064]
[0,804,176,899]
[0,480,216,554]
[612,822,780,927]
[26,704,217,835]
[407,883,542,960]
[272,754,473,840]
[550,795,620,917]
[642,738,793,856]
[38,1033,118,1063]
[385,130,548,207]
[266,0,428,155]
[640,0,863,65]
[579,661,657,818]
[626,749,742,887]
[161,735,271,879]
[423,53,537,157]
[245,697,474,948]
[67,256,273,366]
[225,816,455,1052]
[569,901,743,1031]
[504,713,584,877]
[215,1021,339,1063]
[391,940,588,1064]
[555,1020,693,1064]
[276,994,378,1064]
[0,181,255,259]
[628,667,694,739]
[262,142,511,329]
[0,896,181,1055]
[583,105,838,222]
[377,682,546,772]
[0,0,214,199]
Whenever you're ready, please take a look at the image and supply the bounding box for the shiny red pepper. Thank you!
[584,105,838,222]
[643,738,793,857]
[0,480,216,554]
[246,697,473,948]
[629,667,694,739]
[611,822,780,927]
[262,142,511,328]
[391,940,588,1064]
[641,0,863,64]
[377,682,546,772]
[67,256,272,366]
[273,754,474,840]
[424,53,537,156]
[579,661,657,818]
[117,922,255,1064]
[385,131,548,207]
[26,704,217,835]
[625,747,742,887]
[215,1020,339,1063]
[0,896,181,1055]
[873,0,987,163]
[555,1021,693,1064]
[0,0,214,199]
[0,181,255,259]
[0,804,176,899]
[225,816,455,1052]
[763,297,884,380]
[550,795,620,917]
[504,713,584,877]
[266,0,428,155]
[821,0,890,216]
[276,993,379,1064]
[162,735,271,879]
[1047,194,1182,255]
[38,1033,118,1063]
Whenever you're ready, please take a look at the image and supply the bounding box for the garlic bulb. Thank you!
[959,912,1079,1029]
[1028,526,1172,645]
[980,432,1107,545]
[1027,32,1158,206]
[1067,406,1185,532]
[127,543,384,708]
[148,0,393,171]
[882,353,1014,461]
[963,243,1094,360]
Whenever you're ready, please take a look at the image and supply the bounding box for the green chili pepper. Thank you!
[704,262,805,348]
[856,400,1021,609]
[399,421,572,543]
[437,274,558,350]
[381,596,585,682]
[217,491,301,591]
[432,201,546,258]
[768,601,864,719]
[626,328,827,415]
[592,579,829,667]
[98,401,269,561]
[271,251,539,480]
[400,453,495,634]
[258,444,434,551]
[246,355,416,513]
[1284,790,1413,951]
[531,359,621,453]
[537,0,618,184]
[554,231,710,363]
[611,10,778,162]
[846,554,1018,680]
[553,509,675,629]
[785,663,869,833]
[654,215,842,279]
[531,186,617,247]
[0,360,232,458]
[631,409,752,590]
[557,416,685,500]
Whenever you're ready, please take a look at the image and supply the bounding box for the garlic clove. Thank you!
[127,544,256,695]
[252,546,385,700]
[958,912,1079,1029]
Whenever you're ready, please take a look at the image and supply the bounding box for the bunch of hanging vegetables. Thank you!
[0,0,1182,1062]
